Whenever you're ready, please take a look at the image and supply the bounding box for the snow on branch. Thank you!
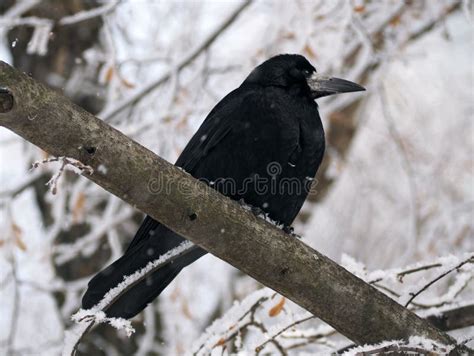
[72,309,135,336]
[193,253,473,354]
[64,240,196,355]
[192,287,336,355]
[341,336,454,356]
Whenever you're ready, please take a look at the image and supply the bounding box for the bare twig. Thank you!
[5,261,19,356]
[396,263,443,283]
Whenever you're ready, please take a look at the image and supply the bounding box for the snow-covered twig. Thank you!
[342,253,474,309]
[30,156,93,195]
[342,336,454,356]
[198,253,473,354]
[72,310,135,336]
[403,255,474,308]
[192,289,273,355]
[254,315,316,353]
[100,0,253,121]
[65,240,196,355]
[58,1,120,26]
[0,1,120,56]
[54,208,133,264]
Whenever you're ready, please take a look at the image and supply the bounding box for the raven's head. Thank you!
[244,54,365,99]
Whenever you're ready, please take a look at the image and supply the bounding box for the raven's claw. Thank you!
[238,199,265,217]
[283,225,294,234]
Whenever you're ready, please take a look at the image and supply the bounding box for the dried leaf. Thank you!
[390,15,401,27]
[281,31,295,40]
[72,192,86,223]
[303,44,316,59]
[12,222,22,239]
[353,5,365,13]
[12,222,26,251]
[268,297,285,317]
[170,286,180,301]
[15,236,27,251]
[119,76,135,89]
[176,116,189,130]
[104,66,114,83]
[181,300,193,320]
[227,322,237,331]
[213,338,226,348]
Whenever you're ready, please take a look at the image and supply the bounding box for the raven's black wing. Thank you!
[124,88,247,253]
[82,85,308,318]
[175,88,247,172]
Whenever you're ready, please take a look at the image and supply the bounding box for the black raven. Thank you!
[82,54,364,318]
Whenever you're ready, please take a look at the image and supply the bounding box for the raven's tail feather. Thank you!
[82,220,206,319]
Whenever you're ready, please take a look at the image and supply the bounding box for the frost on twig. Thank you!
[26,21,52,56]
[65,241,196,355]
[30,156,93,195]
[342,253,474,310]
[193,288,332,355]
[72,309,135,336]
[0,0,120,56]
[193,253,473,354]
[341,336,454,356]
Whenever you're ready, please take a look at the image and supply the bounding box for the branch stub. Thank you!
[0,88,14,113]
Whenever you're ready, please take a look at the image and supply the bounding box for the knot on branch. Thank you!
[0,88,14,113]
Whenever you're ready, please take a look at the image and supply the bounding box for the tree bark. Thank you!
[0,61,466,351]
[427,305,474,332]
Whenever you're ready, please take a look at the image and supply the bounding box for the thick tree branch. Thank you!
[0,61,466,351]
[338,304,474,354]
[426,304,474,332]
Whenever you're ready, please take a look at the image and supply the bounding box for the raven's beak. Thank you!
[307,73,365,99]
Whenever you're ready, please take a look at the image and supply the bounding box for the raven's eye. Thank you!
[302,69,311,76]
